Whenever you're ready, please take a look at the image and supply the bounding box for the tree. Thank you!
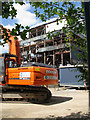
[0,1,88,83]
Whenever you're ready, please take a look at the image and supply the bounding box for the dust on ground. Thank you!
[2,87,90,120]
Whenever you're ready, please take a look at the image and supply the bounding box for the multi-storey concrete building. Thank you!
[20,18,83,68]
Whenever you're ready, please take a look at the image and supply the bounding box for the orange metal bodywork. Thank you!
[5,66,58,86]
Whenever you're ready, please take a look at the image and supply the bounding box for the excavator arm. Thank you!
[7,36,21,66]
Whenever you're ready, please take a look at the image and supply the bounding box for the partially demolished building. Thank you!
[20,19,81,68]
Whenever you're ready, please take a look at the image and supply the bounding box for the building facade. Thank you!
[20,19,81,68]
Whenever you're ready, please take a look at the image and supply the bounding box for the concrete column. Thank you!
[36,28,38,36]
[23,44,24,63]
[44,52,46,64]
[61,51,63,65]
[44,30,46,64]
[53,51,55,67]
[36,44,38,63]
[60,34,62,43]
[29,42,31,62]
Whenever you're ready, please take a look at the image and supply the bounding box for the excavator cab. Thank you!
[0,53,20,85]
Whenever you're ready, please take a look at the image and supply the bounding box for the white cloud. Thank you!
[4,24,15,30]
[4,3,41,30]
[13,3,40,27]
[0,44,9,54]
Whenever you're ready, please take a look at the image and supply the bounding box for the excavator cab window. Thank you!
[6,60,16,68]
[0,56,5,83]
[9,61,14,68]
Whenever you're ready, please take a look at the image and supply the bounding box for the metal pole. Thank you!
[84,2,90,113]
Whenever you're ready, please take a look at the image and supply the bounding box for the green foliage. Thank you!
[14,36,17,40]
[1,24,30,42]
[74,66,88,83]
[2,2,25,19]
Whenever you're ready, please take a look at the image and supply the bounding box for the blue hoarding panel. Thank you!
[59,67,84,87]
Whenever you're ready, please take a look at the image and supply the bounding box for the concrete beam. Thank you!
[20,34,46,46]
[37,43,71,53]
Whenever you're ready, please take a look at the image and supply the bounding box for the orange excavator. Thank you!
[0,33,58,103]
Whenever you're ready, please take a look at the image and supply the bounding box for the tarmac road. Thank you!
[1,87,89,120]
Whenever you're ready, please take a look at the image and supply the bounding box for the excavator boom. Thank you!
[8,36,21,65]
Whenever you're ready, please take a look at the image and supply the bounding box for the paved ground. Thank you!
[1,88,89,120]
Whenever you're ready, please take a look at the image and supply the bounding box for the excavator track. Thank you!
[2,86,52,103]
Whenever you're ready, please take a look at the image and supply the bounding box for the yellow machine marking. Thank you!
[35,68,40,71]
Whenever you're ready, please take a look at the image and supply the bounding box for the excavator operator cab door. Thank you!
[0,55,5,84]
[0,53,19,85]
